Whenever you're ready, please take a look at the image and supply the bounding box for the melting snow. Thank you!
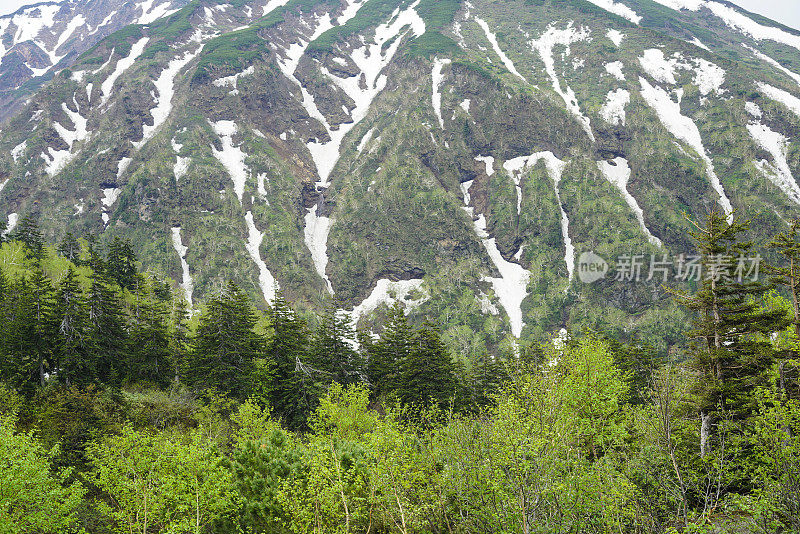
[212,65,255,90]
[745,44,800,86]
[210,120,249,203]
[460,99,471,113]
[170,227,194,305]
[53,100,88,151]
[432,58,451,129]
[473,215,530,337]
[304,207,334,294]
[600,88,630,125]
[117,157,132,178]
[474,16,527,81]
[3,214,18,236]
[101,37,150,105]
[357,128,374,153]
[244,211,278,303]
[134,47,202,149]
[639,48,683,84]
[639,77,733,218]
[757,82,800,117]
[693,58,725,95]
[745,101,762,118]
[746,105,800,205]
[11,140,26,162]
[605,61,625,81]
[690,37,710,51]
[584,0,641,24]
[137,0,178,25]
[475,155,495,176]
[504,152,573,282]
[597,158,661,245]
[530,24,595,141]
[349,278,428,327]
[606,29,625,46]
[172,139,189,181]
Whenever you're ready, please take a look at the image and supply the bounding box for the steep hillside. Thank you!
[0,0,189,121]
[3,0,800,355]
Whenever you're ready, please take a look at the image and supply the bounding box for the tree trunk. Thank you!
[700,411,712,458]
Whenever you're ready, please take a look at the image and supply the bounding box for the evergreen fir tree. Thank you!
[53,267,93,386]
[399,322,459,408]
[57,232,81,263]
[105,237,139,290]
[86,271,127,385]
[671,210,787,456]
[9,216,45,260]
[267,293,316,429]
[309,305,362,387]
[366,305,414,397]
[126,287,171,386]
[187,281,263,397]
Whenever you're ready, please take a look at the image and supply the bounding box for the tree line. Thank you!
[0,211,798,533]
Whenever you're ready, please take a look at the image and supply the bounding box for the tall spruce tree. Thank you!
[267,293,316,429]
[57,232,81,263]
[399,322,459,408]
[365,305,414,397]
[86,271,127,385]
[672,210,786,456]
[53,267,93,386]
[10,216,45,260]
[126,287,171,387]
[309,305,362,387]
[105,237,139,291]
[187,281,263,397]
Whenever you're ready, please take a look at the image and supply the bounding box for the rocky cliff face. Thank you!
[2,0,800,355]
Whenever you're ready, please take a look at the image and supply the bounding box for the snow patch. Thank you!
[745,101,762,118]
[605,61,625,81]
[349,278,428,326]
[210,120,249,203]
[745,44,800,86]
[598,158,661,246]
[357,128,374,153]
[474,16,527,81]
[606,29,625,46]
[304,207,333,295]
[244,211,278,303]
[134,47,202,149]
[475,155,495,176]
[213,65,255,90]
[530,23,594,141]
[584,0,641,24]
[758,83,800,118]
[746,116,800,205]
[11,140,26,162]
[460,99,471,113]
[600,88,630,126]
[117,157,132,178]
[693,58,725,95]
[101,37,150,105]
[3,214,18,237]
[432,58,451,129]
[504,152,573,282]
[170,227,194,306]
[690,37,710,51]
[639,77,733,218]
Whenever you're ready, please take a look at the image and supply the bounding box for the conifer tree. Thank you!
[399,322,459,408]
[10,216,44,260]
[53,267,93,386]
[267,293,315,429]
[85,271,127,385]
[57,232,81,263]
[672,210,786,456]
[366,305,414,397]
[126,290,171,386]
[105,237,139,290]
[187,281,263,397]
[309,305,362,387]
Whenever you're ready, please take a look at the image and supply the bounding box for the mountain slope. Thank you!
[2,0,800,355]
[0,0,189,122]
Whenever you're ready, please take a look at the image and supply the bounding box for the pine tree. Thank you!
[399,322,459,408]
[57,232,81,263]
[53,267,93,386]
[9,216,45,260]
[105,237,139,291]
[366,305,414,397]
[671,210,787,456]
[309,305,362,387]
[267,293,316,429]
[126,287,171,386]
[187,281,263,397]
[85,271,127,385]
[169,297,191,383]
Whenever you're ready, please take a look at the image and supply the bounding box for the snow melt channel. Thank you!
[432,58,451,129]
[170,227,194,306]
[101,37,150,105]
[210,120,249,203]
[530,24,595,142]
[474,16,526,81]
[745,103,800,205]
[597,158,661,246]
[245,211,278,303]
[349,278,428,328]
[503,153,574,282]
[638,77,733,219]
